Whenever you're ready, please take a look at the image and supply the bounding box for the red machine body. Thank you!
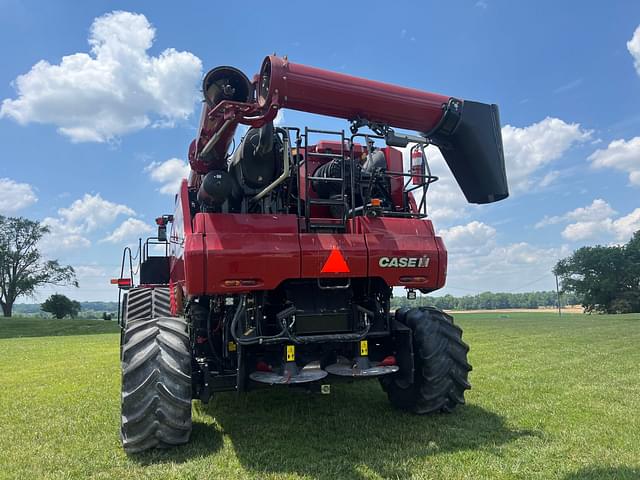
[168,55,507,300]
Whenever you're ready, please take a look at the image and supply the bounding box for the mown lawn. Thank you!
[0,313,639,480]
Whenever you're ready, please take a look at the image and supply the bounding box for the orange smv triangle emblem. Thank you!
[321,246,350,273]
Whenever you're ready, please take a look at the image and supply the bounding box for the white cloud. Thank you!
[40,217,91,252]
[535,199,640,243]
[502,117,591,192]
[562,209,640,243]
[146,158,189,195]
[58,193,135,232]
[0,11,202,142]
[536,198,617,228]
[102,217,153,244]
[588,137,640,186]
[628,24,640,75]
[440,221,496,253]
[39,193,136,252]
[437,221,569,294]
[0,178,37,214]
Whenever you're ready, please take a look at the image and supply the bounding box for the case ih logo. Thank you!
[378,256,430,268]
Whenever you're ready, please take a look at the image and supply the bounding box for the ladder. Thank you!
[303,127,349,233]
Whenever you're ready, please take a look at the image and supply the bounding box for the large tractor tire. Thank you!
[381,307,472,414]
[120,287,192,453]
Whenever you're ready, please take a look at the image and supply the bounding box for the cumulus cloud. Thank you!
[58,193,135,232]
[628,24,640,75]
[40,193,136,252]
[501,117,591,192]
[0,11,202,142]
[102,217,153,244]
[535,199,617,228]
[146,158,189,195]
[0,178,37,214]
[536,198,640,243]
[588,137,640,186]
[562,209,640,243]
[39,218,91,252]
[440,221,496,253]
[438,220,569,293]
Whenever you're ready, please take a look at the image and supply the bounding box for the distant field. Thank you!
[1,313,639,480]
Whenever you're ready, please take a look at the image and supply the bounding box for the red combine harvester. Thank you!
[115,55,508,453]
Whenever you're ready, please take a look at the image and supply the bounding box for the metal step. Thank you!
[306,152,344,158]
[309,198,346,206]
[325,356,399,378]
[307,176,344,182]
[309,223,346,231]
[249,361,327,385]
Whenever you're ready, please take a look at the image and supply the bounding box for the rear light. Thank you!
[399,276,427,283]
[379,356,397,366]
[110,278,132,288]
[256,361,272,372]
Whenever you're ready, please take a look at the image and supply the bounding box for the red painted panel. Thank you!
[434,236,448,290]
[184,233,206,295]
[383,147,405,210]
[200,214,300,293]
[359,217,441,291]
[300,233,367,278]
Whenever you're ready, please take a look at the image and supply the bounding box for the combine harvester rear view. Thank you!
[114,55,508,452]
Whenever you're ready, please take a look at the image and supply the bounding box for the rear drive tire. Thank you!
[120,287,192,453]
[381,307,471,414]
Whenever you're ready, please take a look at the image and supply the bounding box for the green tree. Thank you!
[41,294,81,319]
[0,216,78,317]
[554,231,640,313]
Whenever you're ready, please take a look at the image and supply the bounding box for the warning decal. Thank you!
[321,246,350,273]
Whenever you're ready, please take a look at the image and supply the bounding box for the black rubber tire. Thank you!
[120,287,192,453]
[381,306,472,414]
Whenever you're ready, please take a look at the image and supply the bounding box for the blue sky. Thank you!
[1,1,639,301]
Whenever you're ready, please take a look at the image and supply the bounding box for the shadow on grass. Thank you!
[127,421,224,466]
[563,467,640,480]
[185,382,537,479]
[0,318,119,339]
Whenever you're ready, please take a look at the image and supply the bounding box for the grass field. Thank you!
[1,313,639,480]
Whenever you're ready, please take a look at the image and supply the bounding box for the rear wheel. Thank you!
[120,287,192,453]
[381,307,471,413]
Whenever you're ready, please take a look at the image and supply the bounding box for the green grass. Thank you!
[1,313,639,479]
[0,317,119,339]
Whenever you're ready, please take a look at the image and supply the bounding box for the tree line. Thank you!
[392,290,580,311]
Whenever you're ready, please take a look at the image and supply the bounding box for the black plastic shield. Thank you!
[435,101,508,204]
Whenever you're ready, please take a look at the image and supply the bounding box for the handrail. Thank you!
[251,129,291,202]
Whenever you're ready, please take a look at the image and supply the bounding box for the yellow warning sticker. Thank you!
[360,340,368,356]
[227,341,237,352]
[286,345,295,362]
